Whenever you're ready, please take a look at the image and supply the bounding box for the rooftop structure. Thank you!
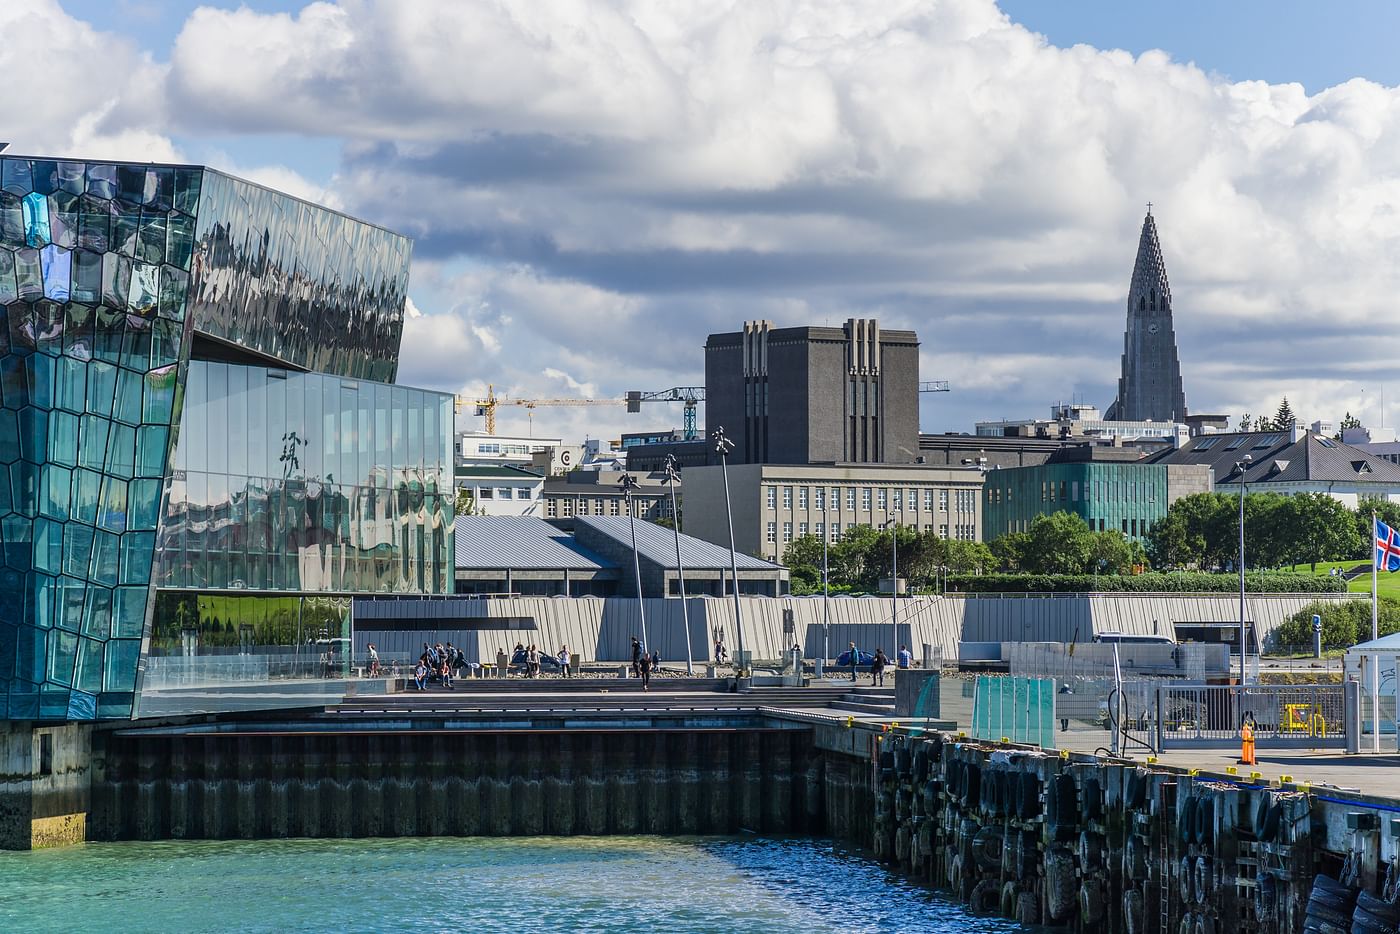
[452,516,785,597]
[977,401,1190,446]
[1105,210,1189,424]
[1146,429,1400,505]
[705,318,920,465]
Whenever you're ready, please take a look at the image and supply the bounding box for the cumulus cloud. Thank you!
[11,0,1400,436]
[0,0,174,160]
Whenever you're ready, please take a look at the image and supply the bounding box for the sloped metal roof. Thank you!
[570,515,781,571]
[453,517,611,570]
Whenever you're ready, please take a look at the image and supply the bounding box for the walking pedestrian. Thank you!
[631,636,642,678]
[639,648,652,691]
[527,644,540,678]
[558,645,571,678]
[872,648,888,687]
[367,643,380,678]
[848,642,860,682]
[897,644,912,670]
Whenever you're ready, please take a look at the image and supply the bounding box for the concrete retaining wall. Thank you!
[353,592,1358,664]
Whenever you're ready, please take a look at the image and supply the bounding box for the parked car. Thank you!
[510,648,562,673]
[836,649,875,667]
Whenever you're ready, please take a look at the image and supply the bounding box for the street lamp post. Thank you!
[883,514,899,661]
[713,428,746,674]
[823,490,830,670]
[620,475,650,665]
[662,455,693,675]
[1234,454,1253,684]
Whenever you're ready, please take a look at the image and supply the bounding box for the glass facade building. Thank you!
[0,156,451,721]
[981,461,1170,544]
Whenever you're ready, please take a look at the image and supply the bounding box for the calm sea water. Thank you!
[0,835,1021,934]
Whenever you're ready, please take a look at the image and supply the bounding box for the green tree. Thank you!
[1272,397,1297,430]
[1336,412,1363,439]
[1022,511,1094,574]
[1088,529,1145,574]
[454,486,481,516]
[1238,413,1254,432]
[1284,493,1361,570]
[988,531,1031,571]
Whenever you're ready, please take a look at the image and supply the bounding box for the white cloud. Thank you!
[0,1,175,161]
[15,0,1400,436]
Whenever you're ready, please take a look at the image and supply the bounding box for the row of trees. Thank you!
[1147,491,1396,571]
[783,490,1391,593]
[1238,398,1363,439]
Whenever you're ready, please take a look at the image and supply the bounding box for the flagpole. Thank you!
[1373,511,1381,754]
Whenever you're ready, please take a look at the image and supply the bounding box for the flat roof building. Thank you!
[981,446,1212,542]
[680,463,984,563]
[453,516,786,597]
[705,318,919,465]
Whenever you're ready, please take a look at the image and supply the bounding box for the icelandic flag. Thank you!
[1376,519,1400,571]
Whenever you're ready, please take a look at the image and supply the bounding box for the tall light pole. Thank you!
[620,474,649,664]
[1234,454,1253,684]
[713,427,746,674]
[662,455,693,674]
[882,513,899,661]
[823,487,831,669]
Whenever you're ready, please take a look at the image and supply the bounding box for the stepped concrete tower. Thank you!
[1105,208,1188,423]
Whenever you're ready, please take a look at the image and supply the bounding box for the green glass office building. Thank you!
[0,156,453,721]
[981,454,1212,543]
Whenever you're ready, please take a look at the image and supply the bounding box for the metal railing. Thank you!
[1132,681,1347,750]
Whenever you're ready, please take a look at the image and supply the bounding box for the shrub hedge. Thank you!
[1273,599,1400,650]
[947,572,1348,594]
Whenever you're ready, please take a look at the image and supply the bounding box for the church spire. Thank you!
[1105,209,1188,423]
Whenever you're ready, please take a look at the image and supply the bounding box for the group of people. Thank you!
[847,642,916,685]
[630,637,661,690]
[414,641,466,690]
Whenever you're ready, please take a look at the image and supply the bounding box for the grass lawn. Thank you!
[1285,560,1400,599]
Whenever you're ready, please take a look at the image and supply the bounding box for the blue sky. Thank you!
[9,0,1400,441]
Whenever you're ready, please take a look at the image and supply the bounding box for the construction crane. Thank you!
[626,387,705,440]
[458,385,624,435]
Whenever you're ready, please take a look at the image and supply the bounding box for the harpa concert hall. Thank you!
[0,155,455,722]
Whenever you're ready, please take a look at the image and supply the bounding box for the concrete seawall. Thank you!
[88,727,826,841]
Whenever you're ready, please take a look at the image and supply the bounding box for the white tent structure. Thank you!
[1345,632,1400,753]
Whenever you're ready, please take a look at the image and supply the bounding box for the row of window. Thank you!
[473,486,534,501]
[986,478,1158,505]
[765,520,971,545]
[544,497,667,518]
[999,516,1152,537]
[764,485,975,514]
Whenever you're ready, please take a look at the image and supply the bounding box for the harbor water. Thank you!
[0,835,1021,933]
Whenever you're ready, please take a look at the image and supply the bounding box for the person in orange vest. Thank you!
[1239,713,1257,766]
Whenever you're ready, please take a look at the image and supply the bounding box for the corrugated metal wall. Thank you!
[353,593,1359,664]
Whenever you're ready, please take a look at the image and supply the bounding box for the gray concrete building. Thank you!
[1105,210,1189,424]
[452,517,785,598]
[705,318,920,465]
[681,463,985,563]
[541,470,673,521]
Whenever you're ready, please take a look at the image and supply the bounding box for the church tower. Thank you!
[1105,208,1188,423]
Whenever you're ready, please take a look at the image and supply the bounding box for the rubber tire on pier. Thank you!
[968,878,1000,916]
[1252,794,1280,842]
[972,825,1003,872]
[1352,905,1400,934]
[1080,777,1103,823]
[1078,877,1106,925]
[1015,891,1039,926]
[1193,797,1214,847]
[1015,830,1039,879]
[1018,771,1042,820]
[1191,912,1215,934]
[1046,774,1077,840]
[1122,889,1146,934]
[1178,856,1194,904]
[1045,847,1077,922]
[960,764,981,809]
[1124,768,1148,809]
[1178,795,1198,845]
[1192,855,1212,906]
[1125,833,1149,881]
